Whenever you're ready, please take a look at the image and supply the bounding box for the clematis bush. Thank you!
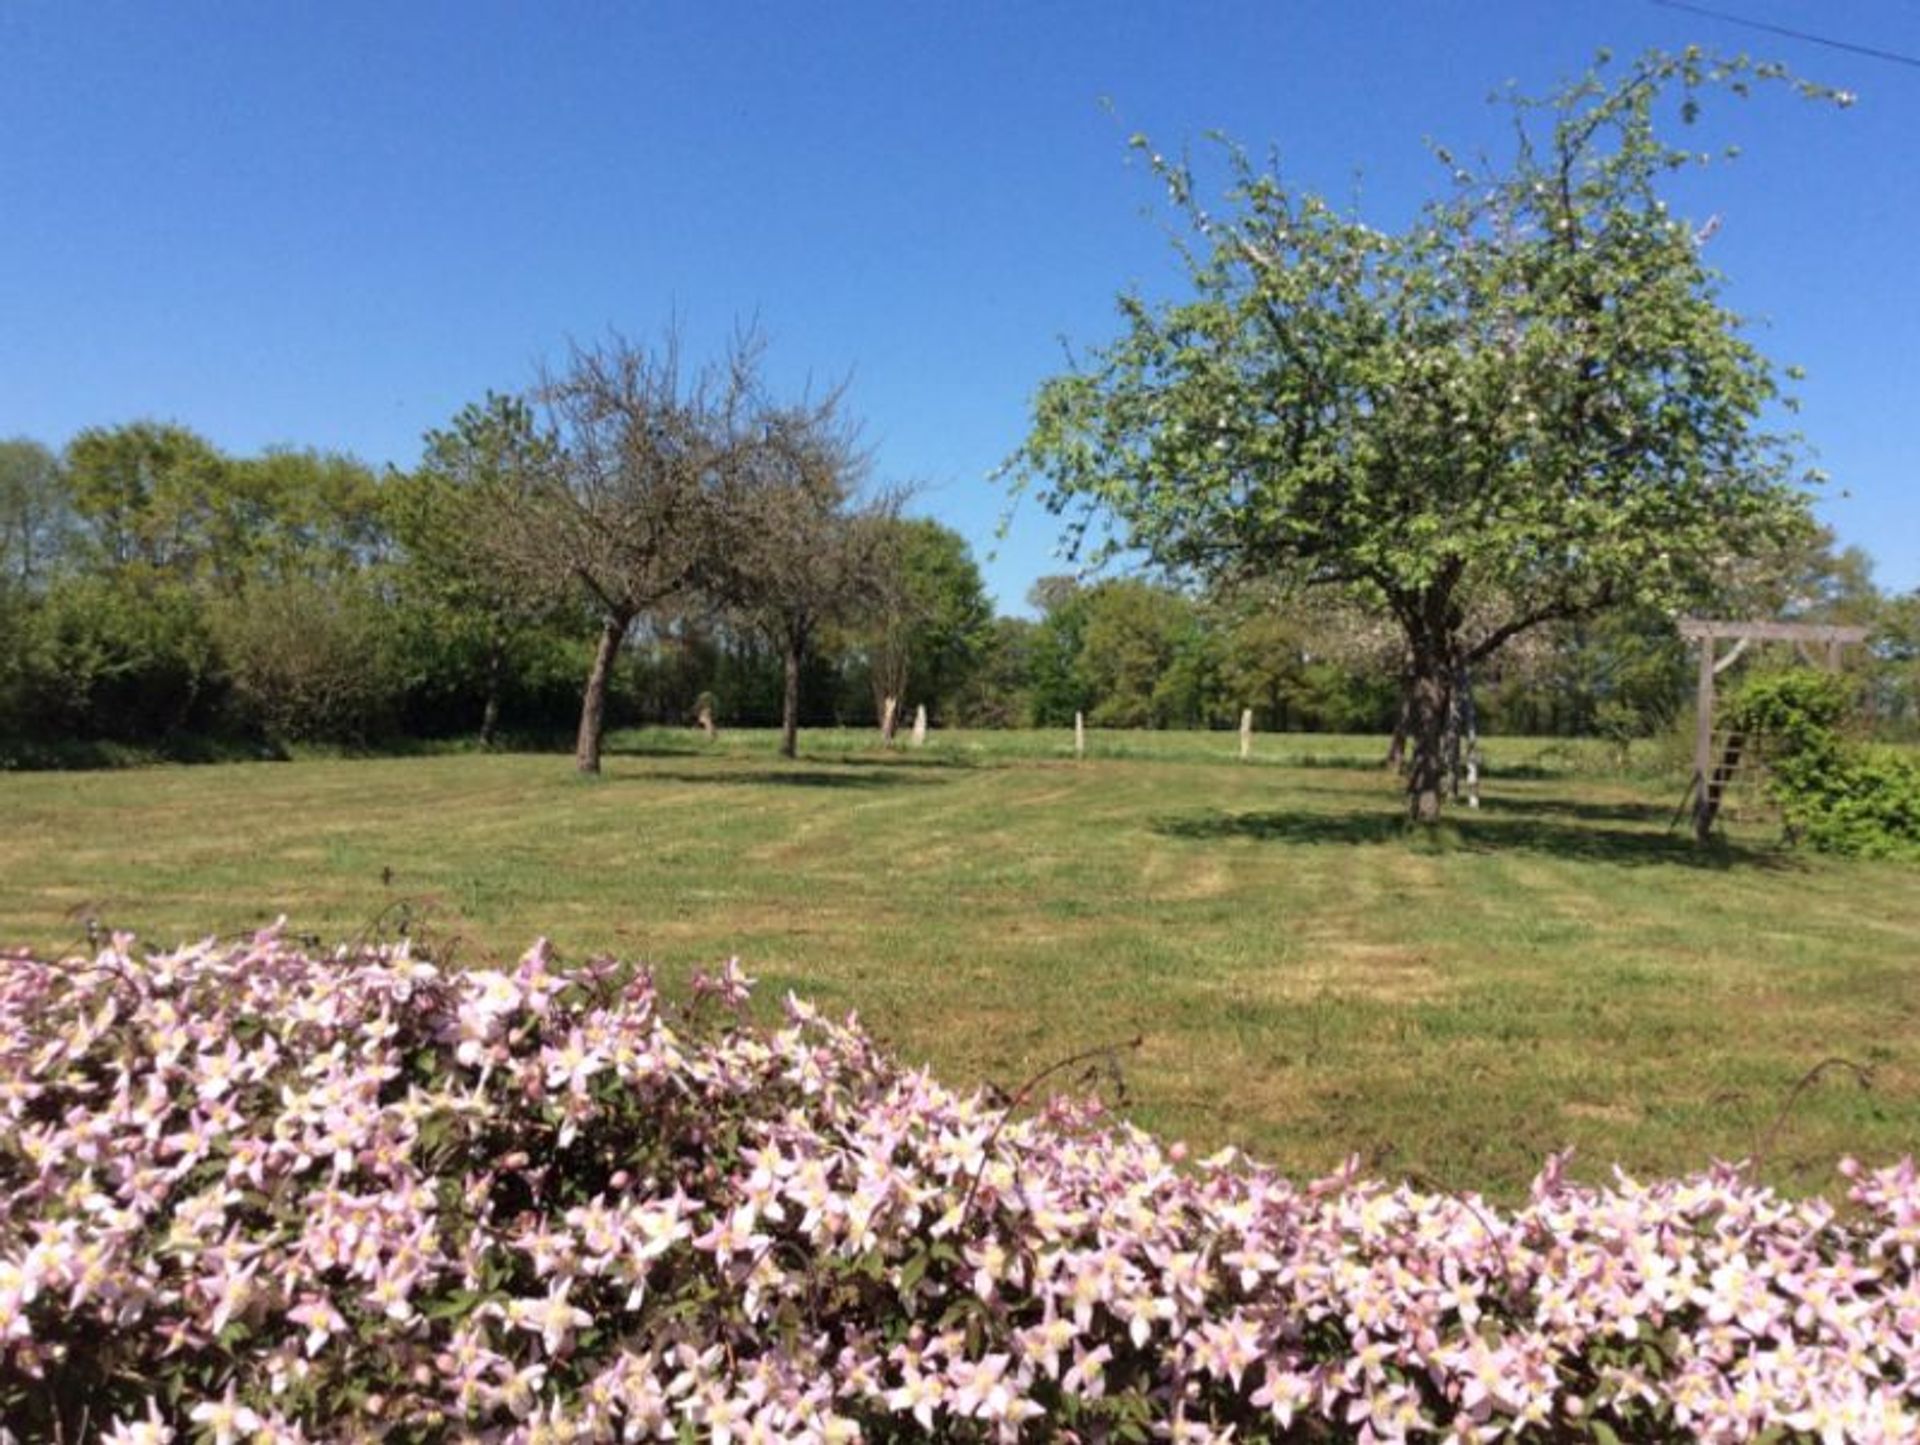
[3,930,1918,1443]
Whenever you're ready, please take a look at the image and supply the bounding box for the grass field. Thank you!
[4,727,1916,1199]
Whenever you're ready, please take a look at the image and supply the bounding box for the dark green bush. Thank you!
[1727,670,1920,861]
[5,572,224,740]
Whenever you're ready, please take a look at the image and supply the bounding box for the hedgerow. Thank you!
[4,930,1918,1442]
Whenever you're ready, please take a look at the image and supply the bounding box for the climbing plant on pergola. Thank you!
[1678,617,1868,841]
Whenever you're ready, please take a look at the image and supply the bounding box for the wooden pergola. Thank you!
[1678,618,1869,842]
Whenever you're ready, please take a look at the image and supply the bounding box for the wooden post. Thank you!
[911,704,927,748]
[1238,708,1253,761]
[1074,711,1085,760]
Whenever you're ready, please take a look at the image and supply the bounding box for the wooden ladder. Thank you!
[1692,728,1746,840]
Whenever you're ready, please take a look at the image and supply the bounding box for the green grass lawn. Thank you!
[4,727,1916,1199]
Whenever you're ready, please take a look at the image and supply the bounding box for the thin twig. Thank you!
[1752,1057,1873,1172]
[1402,1166,1517,1298]
[956,1035,1144,1230]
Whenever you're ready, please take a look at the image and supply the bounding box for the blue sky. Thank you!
[3,1,1914,610]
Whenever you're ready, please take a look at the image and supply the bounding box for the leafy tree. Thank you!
[1209,586,1310,732]
[0,439,70,588]
[1024,576,1093,727]
[1544,608,1690,752]
[60,424,385,591]
[63,422,229,575]
[1010,50,1840,820]
[859,518,993,732]
[954,616,1038,727]
[1873,590,1920,736]
[0,441,69,733]
[0,426,404,751]
[1076,579,1210,729]
[1017,576,1218,729]
[221,449,388,586]
[1205,581,1402,733]
[395,393,572,745]
[1712,522,1876,630]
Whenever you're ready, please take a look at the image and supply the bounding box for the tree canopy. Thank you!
[392,393,568,745]
[0,439,69,590]
[1009,48,1843,820]
[858,517,994,733]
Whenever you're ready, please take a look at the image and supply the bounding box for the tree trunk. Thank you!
[479,630,505,750]
[871,637,908,743]
[1405,646,1454,824]
[575,611,631,775]
[1456,663,1481,809]
[1442,682,1463,802]
[1385,681,1411,772]
[779,642,802,760]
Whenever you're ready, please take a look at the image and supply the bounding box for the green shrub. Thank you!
[6,572,224,740]
[209,576,401,744]
[1726,670,1920,860]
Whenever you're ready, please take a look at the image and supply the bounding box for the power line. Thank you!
[1651,0,1920,69]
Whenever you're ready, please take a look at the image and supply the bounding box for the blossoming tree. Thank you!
[1008,50,1846,821]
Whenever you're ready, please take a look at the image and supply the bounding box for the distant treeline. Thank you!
[2,426,1914,764]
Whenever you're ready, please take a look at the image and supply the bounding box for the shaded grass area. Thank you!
[3,728,1916,1200]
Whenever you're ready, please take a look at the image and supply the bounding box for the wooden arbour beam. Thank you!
[1678,617,1869,843]
[1676,619,1869,645]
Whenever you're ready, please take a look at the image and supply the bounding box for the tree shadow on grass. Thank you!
[836,751,986,772]
[1208,780,1682,829]
[600,743,716,760]
[1477,794,1679,826]
[1150,807,1798,870]
[1259,753,1390,772]
[1267,754,1576,782]
[1476,763,1596,782]
[627,767,951,790]
[604,738,985,771]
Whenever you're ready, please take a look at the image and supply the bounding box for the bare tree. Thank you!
[715,394,896,759]
[482,332,753,773]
